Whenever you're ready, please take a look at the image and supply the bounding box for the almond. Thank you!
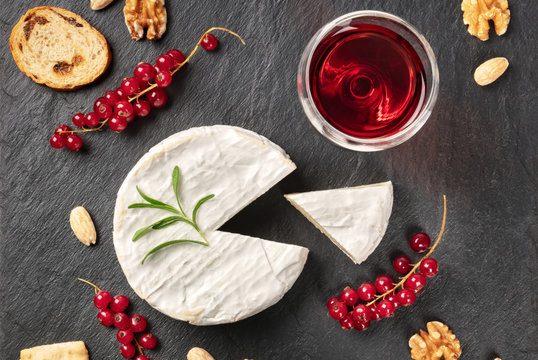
[70,206,96,246]
[474,57,509,86]
[187,347,215,360]
[91,0,115,11]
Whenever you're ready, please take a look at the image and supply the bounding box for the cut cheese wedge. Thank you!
[285,182,393,264]
[114,125,308,325]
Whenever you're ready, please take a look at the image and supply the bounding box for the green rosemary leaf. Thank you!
[152,216,190,229]
[136,186,177,208]
[172,166,180,199]
[141,239,209,264]
[132,224,154,242]
[132,216,189,242]
[171,166,186,215]
[128,203,180,214]
[192,194,215,224]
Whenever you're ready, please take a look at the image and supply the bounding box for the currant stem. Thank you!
[134,337,145,356]
[77,278,102,294]
[59,27,244,136]
[58,119,109,135]
[366,195,447,307]
[129,27,244,103]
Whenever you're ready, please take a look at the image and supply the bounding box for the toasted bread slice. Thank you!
[10,6,111,91]
[20,341,89,360]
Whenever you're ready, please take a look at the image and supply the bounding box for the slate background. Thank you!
[0,0,536,359]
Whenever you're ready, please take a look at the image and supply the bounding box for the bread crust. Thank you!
[9,6,111,91]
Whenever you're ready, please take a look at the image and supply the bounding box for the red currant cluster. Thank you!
[326,196,447,332]
[79,279,157,359]
[50,29,242,151]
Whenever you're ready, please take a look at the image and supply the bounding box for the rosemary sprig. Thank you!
[128,166,214,263]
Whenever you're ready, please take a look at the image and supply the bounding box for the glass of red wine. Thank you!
[298,11,439,151]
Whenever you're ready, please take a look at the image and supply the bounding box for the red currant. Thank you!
[134,63,156,82]
[155,54,174,71]
[130,314,147,333]
[155,71,172,88]
[358,282,376,302]
[353,319,370,331]
[50,134,65,149]
[105,90,121,106]
[377,299,395,318]
[108,116,128,132]
[167,49,185,67]
[97,309,114,327]
[352,304,370,322]
[393,255,412,274]
[122,77,141,96]
[93,290,112,309]
[65,134,82,151]
[419,258,439,278]
[113,312,130,330]
[93,97,109,117]
[126,114,137,123]
[115,100,134,118]
[339,287,359,307]
[135,356,149,360]
[404,273,427,294]
[139,333,157,349]
[139,81,149,91]
[54,124,71,136]
[110,295,130,313]
[367,304,380,321]
[326,297,339,309]
[339,313,354,330]
[72,113,85,127]
[385,293,401,309]
[134,100,151,117]
[120,343,136,359]
[84,112,100,128]
[115,87,129,100]
[116,329,134,345]
[410,232,431,253]
[146,88,167,108]
[328,300,347,320]
[396,289,416,306]
[201,33,218,51]
[375,275,394,294]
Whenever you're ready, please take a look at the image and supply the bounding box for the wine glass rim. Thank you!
[299,10,439,151]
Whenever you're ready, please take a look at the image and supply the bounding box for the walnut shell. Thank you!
[409,321,462,360]
[462,0,510,41]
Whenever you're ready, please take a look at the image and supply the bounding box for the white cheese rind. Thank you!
[114,125,308,325]
[285,182,393,264]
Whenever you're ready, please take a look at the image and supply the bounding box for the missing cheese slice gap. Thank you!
[285,182,393,264]
[114,125,308,326]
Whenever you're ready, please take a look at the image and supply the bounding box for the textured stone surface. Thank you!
[0,1,536,359]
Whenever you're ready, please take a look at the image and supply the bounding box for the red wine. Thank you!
[310,24,426,138]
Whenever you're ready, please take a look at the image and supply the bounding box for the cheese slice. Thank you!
[114,125,309,325]
[20,341,88,360]
[285,182,392,264]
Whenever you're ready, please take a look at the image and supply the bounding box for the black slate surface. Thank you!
[0,0,536,359]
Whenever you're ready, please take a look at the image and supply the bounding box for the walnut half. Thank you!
[409,321,462,360]
[124,0,167,41]
[462,0,510,41]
